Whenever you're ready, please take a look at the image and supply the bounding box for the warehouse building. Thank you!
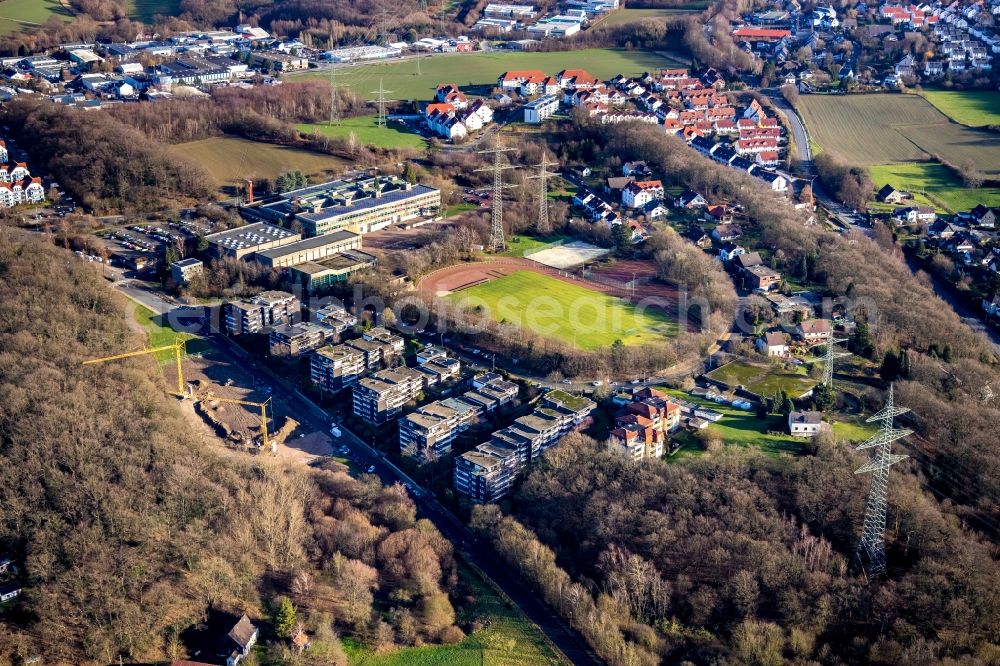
[205,222,300,260]
[244,176,441,237]
[253,230,363,268]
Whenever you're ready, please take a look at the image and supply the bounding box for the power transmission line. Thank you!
[527,153,559,234]
[821,336,849,387]
[476,135,518,252]
[369,78,395,127]
[328,67,339,126]
[854,383,911,579]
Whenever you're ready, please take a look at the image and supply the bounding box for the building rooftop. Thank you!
[205,221,297,251]
[254,230,360,260]
[544,389,594,413]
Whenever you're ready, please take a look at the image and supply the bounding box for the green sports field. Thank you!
[0,0,71,34]
[297,116,426,150]
[447,270,677,349]
[869,162,1000,212]
[294,48,674,102]
[920,90,1000,127]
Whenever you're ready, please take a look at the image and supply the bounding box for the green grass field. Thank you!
[920,90,1000,127]
[799,94,1000,176]
[596,6,706,27]
[447,270,677,349]
[347,561,564,666]
[171,136,346,188]
[127,0,180,21]
[294,48,675,101]
[705,360,817,398]
[661,388,808,455]
[298,116,426,150]
[0,0,71,34]
[500,234,569,257]
[831,419,877,443]
[869,162,1000,212]
[132,303,209,362]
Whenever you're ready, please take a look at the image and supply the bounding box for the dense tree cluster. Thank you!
[0,230,462,663]
[4,101,214,213]
[476,433,1000,665]
[814,153,874,211]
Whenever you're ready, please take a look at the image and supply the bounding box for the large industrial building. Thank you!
[243,176,441,237]
[204,222,300,260]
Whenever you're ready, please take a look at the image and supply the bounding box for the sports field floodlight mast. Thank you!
[854,383,911,579]
[476,134,518,252]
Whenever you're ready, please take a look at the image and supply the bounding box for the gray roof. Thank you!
[255,230,360,260]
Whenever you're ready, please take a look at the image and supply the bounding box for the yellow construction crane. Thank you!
[204,393,273,454]
[82,337,187,396]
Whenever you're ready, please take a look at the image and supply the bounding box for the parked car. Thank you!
[329,424,342,438]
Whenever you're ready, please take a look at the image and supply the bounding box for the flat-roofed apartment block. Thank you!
[289,250,377,294]
[416,356,462,387]
[453,441,521,503]
[205,222,300,260]
[243,176,441,237]
[269,321,334,357]
[312,302,358,335]
[454,388,595,502]
[399,400,477,462]
[224,290,300,335]
[352,367,424,424]
[253,230,363,268]
[311,343,366,392]
[345,338,389,370]
[457,378,519,417]
[364,327,405,354]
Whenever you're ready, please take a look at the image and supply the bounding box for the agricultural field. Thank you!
[447,269,677,349]
[869,162,1000,212]
[128,0,179,22]
[170,136,346,188]
[920,90,1000,127]
[798,94,1000,176]
[295,48,675,101]
[297,116,426,150]
[0,0,71,34]
[346,562,564,666]
[705,359,817,398]
[597,5,706,27]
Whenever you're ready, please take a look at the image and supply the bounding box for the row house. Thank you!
[555,68,600,89]
[598,112,659,125]
[573,190,618,224]
[435,83,469,109]
[0,163,29,183]
[0,178,44,207]
[735,137,779,155]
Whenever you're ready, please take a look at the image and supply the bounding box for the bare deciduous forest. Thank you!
[0,230,465,664]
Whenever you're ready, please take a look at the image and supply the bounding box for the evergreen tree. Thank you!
[275,596,297,639]
[848,321,875,359]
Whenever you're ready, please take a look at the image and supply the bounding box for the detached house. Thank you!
[877,183,906,203]
[757,330,789,357]
[788,410,823,436]
[795,319,832,343]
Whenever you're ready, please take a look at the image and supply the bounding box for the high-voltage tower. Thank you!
[854,383,911,578]
[369,79,395,127]
[822,336,849,387]
[527,153,559,234]
[476,136,517,252]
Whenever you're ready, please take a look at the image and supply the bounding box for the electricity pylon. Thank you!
[476,135,518,252]
[854,384,911,579]
[527,153,559,233]
[328,68,339,126]
[821,336,849,387]
[369,78,395,127]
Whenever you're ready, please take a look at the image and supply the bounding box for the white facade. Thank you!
[524,94,559,123]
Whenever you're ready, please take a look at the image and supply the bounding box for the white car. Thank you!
[329,424,342,438]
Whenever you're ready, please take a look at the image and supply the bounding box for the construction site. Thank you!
[82,337,334,463]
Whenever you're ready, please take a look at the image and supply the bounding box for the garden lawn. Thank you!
[297,116,426,150]
[447,270,677,349]
[0,0,70,33]
[293,48,674,101]
[832,419,877,443]
[868,163,1000,212]
[132,304,210,361]
[661,388,807,455]
[920,90,1000,127]
[346,561,564,666]
[705,360,817,398]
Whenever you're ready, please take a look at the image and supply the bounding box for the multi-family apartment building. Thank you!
[455,389,595,502]
[268,321,334,357]
[607,387,681,461]
[310,343,366,392]
[312,302,358,335]
[399,400,475,462]
[224,291,299,335]
[352,367,424,424]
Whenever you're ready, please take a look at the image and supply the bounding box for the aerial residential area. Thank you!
[0,0,997,663]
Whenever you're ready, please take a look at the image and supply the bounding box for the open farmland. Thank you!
[0,0,71,33]
[297,116,426,150]
[294,48,674,101]
[596,6,706,27]
[445,269,677,349]
[799,94,1000,175]
[920,90,1000,127]
[128,0,180,22]
[170,136,346,188]
[869,162,1000,212]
